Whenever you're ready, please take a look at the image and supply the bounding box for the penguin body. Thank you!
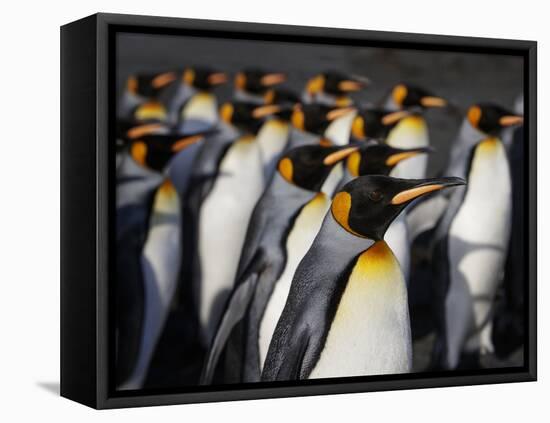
[119,179,182,390]
[197,133,265,345]
[309,240,411,378]
[432,137,511,369]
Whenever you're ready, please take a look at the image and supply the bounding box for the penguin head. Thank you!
[125,72,177,98]
[467,103,524,135]
[277,143,360,192]
[132,101,168,123]
[220,101,278,134]
[391,83,447,110]
[263,87,301,107]
[129,128,209,172]
[234,69,287,94]
[306,71,369,101]
[291,104,357,135]
[332,175,465,240]
[183,67,228,91]
[351,109,412,141]
[346,143,433,177]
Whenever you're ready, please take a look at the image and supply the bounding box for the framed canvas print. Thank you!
[60,13,537,409]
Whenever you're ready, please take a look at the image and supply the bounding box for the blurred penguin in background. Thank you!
[381,83,447,282]
[165,67,228,127]
[430,134,512,370]
[118,72,176,121]
[493,94,526,360]
[191,101,279,347]
[407,102,523,245]
[303,71,369,106]
[233,69,287,104]
[116,128,209,390]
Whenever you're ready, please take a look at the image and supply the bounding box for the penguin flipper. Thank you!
[200,251,266,384]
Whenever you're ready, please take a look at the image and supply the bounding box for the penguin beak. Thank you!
[207,72,228,86]
[499,115,524,127]
[252,104,282,119]
[381,110,411,126]
[323,145,361,166]
[261,73,287,87]
[126,123,166,139]
[338,80,366,92]
[385,146,433,167]
[326,106,357,121]
[151,72,177,89]
[172,134,206,152]
[391,177,465,205]
[420,96,447,108]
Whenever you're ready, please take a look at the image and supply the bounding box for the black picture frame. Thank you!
[60,12,537,409]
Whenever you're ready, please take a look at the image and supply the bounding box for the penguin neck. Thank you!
[320,164,344,197]
[316,212,375,259]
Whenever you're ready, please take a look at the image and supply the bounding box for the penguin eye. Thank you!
[369,191,383,202]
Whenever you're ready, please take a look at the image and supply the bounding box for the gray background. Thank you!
[117,32,523,175]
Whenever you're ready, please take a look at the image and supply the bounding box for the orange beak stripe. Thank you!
[391,184,444,205]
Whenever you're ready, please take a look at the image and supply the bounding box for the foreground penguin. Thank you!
[381,84,447,282]
[303,71,369,106]
[202,142,369,383]
[431,135,512,370]
[261,175,464,380]
[116,130,207,390]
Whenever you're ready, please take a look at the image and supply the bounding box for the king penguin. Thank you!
[166,67,228,127]
[303,71,369,106]
[118,72,176,121]
[430,135,512,370]
[406,103,523,243]
[261,175,464,381]
[193,101,272,347]
[233,69,287,104]
[116,129,207,390]
[381,84,447,283]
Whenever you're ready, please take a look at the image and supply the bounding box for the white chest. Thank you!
[309,242,412,379]
[448,138,512,325]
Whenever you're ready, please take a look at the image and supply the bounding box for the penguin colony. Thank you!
[115,67,524,390]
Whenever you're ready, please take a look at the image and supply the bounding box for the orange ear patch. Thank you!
[331,191,364,237]
[278,157,293,184]
[467,105,482,128]
[392,84,408,107]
